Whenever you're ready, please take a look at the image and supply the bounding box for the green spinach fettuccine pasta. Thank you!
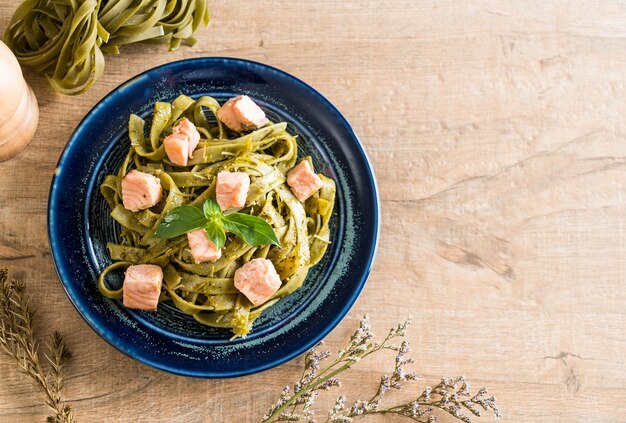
[99,95,336,337]
[4,0,210,95]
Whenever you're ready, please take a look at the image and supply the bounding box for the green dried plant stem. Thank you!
[0,269,76,423]
[357,400,463,421]
[263,339,393,423]
[264,317,499,423]
[263,360,355,422]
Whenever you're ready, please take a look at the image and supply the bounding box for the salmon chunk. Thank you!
[234,258,281,306]
[172,118,200,158]
[217,95,269,132]
[287,160,324,201]
[187,229,221,263]
[164,133,190,166]
[216,171,250,210]
[163,118,201,166]
[123,264,163,311]
[121,170,162,212]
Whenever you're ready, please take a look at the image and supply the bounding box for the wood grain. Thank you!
[1,1,626,421]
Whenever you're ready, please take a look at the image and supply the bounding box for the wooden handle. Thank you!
[0,84,38,162]
[0,41,39,162]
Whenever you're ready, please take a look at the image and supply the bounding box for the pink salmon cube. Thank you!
[187,229,222,263]
[164,118,202,166]
[164,132,190,166]
[121,170,162,212]
[234,258,282,306]
[123,264,163,311]
[216,171,250,210]
[173,118,200,158]
[287,160,323,201]
[217,95,269,132]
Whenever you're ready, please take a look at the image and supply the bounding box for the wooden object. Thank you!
[0,40,38,162]
[0,1,625,422]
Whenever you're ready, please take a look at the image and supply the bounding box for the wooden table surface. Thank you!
[1,1,626,422]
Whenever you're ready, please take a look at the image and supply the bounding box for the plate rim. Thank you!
[47,57,380,378]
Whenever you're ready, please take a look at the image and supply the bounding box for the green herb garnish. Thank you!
[155,199,280,249]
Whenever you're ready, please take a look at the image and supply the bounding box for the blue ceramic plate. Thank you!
[48,58,379,378]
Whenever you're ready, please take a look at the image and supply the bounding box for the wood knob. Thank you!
[0,41,39,162]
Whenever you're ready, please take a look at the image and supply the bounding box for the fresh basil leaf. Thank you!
[204,220,227,250]
[203,198,222,219]
[154,205,207,239]
[221,213,280,246]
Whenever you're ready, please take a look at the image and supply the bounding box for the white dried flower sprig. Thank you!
[262,316,500,423]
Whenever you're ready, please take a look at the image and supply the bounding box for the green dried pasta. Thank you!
[4,0,210,95]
